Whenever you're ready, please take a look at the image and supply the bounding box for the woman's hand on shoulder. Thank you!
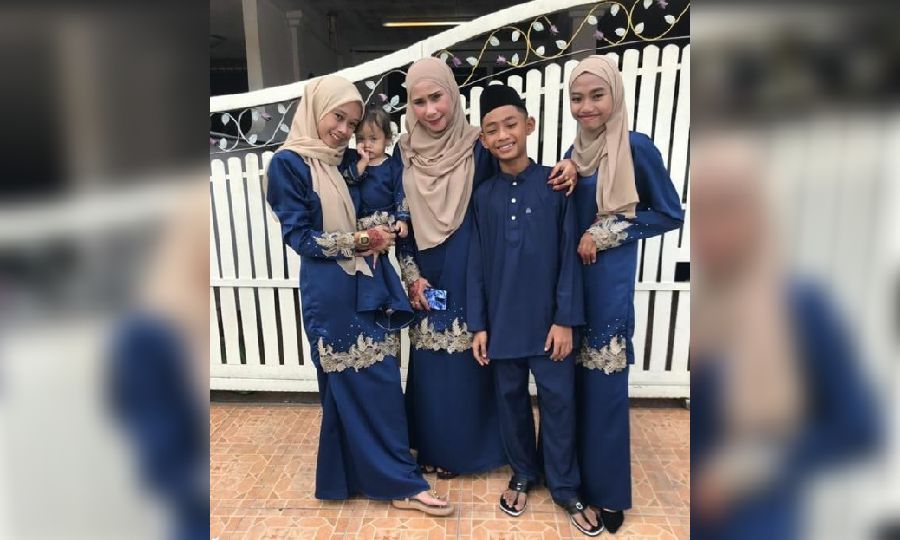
[548,158,578,196]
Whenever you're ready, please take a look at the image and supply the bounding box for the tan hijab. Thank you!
[692,133,804,438]
[399,57,481,250]
[275,76,370,277]
[569,55,640,218]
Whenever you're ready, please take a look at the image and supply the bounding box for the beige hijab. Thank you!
[275,76,370,276]
[398,57,481,250]
[692,133,804,439]
[569,55,640,218]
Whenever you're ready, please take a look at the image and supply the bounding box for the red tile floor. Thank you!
[211,400,689,539]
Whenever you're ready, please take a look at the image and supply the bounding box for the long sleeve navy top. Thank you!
[467,160,585,359]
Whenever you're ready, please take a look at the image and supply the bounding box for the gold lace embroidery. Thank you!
[314,231,356,258]
[587,215,631,250]
[398,197,410,214]
[399,255,422,289]
[357,211,395,231]
[409,317,472,353]
[577,336,628,374]
[317,333,400,373]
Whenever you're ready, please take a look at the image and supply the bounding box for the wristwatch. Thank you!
[357,231,370,248]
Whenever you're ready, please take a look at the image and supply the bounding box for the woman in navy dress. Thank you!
[391,58,506,478]
[265,75,451,515]
[690,135,879,540]
[564,56,684,532]
[395,58,581,477]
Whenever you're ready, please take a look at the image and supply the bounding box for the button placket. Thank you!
[509,178,520,222]
[506,177,521,243]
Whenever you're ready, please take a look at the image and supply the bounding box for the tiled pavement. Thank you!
[211,401,689,539]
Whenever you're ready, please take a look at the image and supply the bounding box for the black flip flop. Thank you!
[436,469,459,480]
[559,499,604,537]
[499,476,533,517]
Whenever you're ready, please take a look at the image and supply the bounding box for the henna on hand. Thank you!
[367,226,395,253]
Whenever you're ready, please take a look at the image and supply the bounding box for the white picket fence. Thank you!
[210,4,690,398]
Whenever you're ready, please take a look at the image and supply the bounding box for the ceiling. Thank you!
[211,0,525,61]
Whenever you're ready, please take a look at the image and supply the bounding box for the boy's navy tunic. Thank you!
[466,160,584,358]
[466,161,585,502]
[265,149,427,500]
[392,141,507,475]
[566,132,684,510]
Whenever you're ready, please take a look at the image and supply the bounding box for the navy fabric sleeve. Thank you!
[108,315,207,538]
[265,152,355,259]
[554,194,586,327]
[466,192,488,333]
[393,160,410,222]
[342,147,366,186]
[772,282,881,491]
[472,141,500,188]
[390,145,423,287]
[583,133,684,251]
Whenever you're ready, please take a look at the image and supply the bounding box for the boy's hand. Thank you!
[356,143,370,175]
[544,325,573,361]
[394,220,409,238]
[472,331,490,366]
[578,232,598,264]
[548,158,578,196]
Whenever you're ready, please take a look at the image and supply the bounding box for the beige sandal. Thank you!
[391,491,455,517]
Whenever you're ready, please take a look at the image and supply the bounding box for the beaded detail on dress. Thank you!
[577,335,628,374]
[409,317,472,353]
[315,231,357,258]
[399,255,423,289]
[357,211,395,231]
[317,333,400,373]
[587,215,631,250]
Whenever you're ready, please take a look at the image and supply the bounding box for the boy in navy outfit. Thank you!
[466,85,602,536]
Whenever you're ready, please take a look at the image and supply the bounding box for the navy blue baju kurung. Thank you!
[692,281,880,540]
[394,141,507,475]
[345,149,413,330]
[109,314,208,540]
[347,150,411,227]
[266,149,427,500]
[466,160,585,502]
[567,132,684,510]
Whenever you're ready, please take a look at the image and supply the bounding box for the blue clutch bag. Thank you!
[423,288,447,310]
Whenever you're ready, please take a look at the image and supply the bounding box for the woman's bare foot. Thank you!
[413,490,448,507]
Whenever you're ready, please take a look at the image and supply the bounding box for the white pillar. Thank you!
[287,10,303,82]
[241,0,264,91]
